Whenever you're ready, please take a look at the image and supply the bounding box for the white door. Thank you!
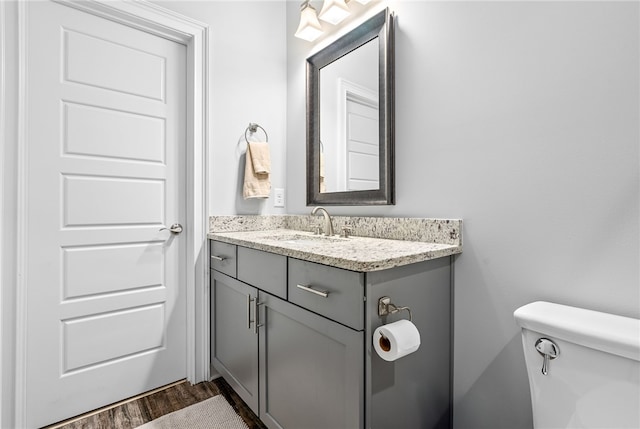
[24,2,186,427]
[346,94,379,191]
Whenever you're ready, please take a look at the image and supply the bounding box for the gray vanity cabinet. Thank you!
[210,239,452,429]
[210,241,364,429]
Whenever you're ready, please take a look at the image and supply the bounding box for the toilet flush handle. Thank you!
[535,338,559,376]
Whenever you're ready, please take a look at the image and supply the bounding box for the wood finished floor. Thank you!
[44,378,267,429]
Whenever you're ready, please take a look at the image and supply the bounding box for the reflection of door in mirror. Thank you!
[320,38,379,193]
[342,80,379,191]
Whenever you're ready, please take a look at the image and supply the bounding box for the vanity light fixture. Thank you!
[318,0,351,25]
[295,0,375,42]
[295,0,324,42]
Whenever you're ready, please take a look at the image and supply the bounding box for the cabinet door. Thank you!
[258,292,364,429]
[211,270,259,413]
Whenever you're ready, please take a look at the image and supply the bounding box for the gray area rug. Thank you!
[136,395,248,429]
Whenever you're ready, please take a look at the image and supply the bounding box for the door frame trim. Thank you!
[1,1,210,427]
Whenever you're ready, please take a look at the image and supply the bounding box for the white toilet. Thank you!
[514,301,640,429]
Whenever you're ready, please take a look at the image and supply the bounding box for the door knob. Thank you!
[160,223,183,234]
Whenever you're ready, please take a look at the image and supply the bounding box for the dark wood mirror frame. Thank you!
[306,8,395,206]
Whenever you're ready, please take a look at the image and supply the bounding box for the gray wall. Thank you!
[155,0,288,216]
[155,1,638,428]
[287,1,639,428]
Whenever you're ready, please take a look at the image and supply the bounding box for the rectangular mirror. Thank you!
[306,8,394,206]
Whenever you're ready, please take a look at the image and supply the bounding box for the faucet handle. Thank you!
[340,226,352,238]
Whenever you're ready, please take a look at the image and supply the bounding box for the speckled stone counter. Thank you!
[208,215,462,272]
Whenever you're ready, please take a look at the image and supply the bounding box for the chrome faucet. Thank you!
[311,206,334,236]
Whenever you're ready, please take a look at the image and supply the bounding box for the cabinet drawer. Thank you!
[210,241,237,277]
[237,246,287,299]
[288,259,364,330]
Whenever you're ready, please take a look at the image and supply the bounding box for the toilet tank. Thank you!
[514,301,640,429]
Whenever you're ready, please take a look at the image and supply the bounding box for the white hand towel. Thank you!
[243,142,271,199]
[248,141,270,174]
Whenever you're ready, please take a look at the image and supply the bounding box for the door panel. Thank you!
[62,175,165,226]
[63,102,166,163]
[62,242,164,298]
[62,304,165,373]
[63,28,166,100]
[24,1,186,427]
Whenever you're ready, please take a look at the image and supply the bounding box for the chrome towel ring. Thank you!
[245,123,268,143]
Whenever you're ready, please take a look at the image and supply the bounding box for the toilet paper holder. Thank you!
[378,296,413,321]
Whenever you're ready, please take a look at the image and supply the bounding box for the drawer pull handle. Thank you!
[254,299,264,335]
[247,295,264,334]
[247,294,253,330]
[296,284,329,298]
[211,255,225,262]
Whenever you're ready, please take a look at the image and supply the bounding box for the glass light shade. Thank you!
[295,3,324,42]
[318,0,350,25]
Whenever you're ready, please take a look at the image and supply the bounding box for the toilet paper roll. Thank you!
[373,319,421,362]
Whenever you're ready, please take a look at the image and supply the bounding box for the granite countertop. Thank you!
[207,216,463,272]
